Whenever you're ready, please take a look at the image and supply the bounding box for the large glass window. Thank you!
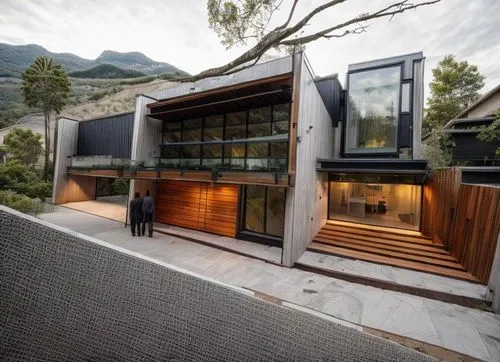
[244,185,285,238]
[328,181,421,230]
[346,66,401,154]
[160,103,290,171]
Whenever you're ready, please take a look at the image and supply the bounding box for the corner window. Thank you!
[346,66,401,154]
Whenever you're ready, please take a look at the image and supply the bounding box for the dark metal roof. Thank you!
[461,167,500,185]
[443,116,497,130]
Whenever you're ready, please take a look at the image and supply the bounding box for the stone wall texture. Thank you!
[0,206,435,361]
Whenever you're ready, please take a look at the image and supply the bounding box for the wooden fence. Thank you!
[422,168,500,283]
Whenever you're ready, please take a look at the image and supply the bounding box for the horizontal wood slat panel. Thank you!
[155,180,239,238]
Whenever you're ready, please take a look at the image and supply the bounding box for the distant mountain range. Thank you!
[0,43,189,78]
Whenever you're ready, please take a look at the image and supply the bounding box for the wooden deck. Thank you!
[308,220,480,283]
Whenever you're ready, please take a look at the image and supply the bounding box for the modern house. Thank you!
[53,51,427,266]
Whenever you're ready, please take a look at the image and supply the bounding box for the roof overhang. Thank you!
[317,159,429,184]
[147,73,292,122]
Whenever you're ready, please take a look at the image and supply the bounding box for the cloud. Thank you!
[0,0,498,96]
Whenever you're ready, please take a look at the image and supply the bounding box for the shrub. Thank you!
[0,190,42,214]
[111,178,130,195]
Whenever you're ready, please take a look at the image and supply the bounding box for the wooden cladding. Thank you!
[422,168,462,246]
[422,168,500,283]
[155,180,239,237]
[55,175,96,204]
[449,184,500,283]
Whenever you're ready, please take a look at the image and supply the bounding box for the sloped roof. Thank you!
[454,84,500,119]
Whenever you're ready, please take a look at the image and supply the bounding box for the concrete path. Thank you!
[38,207,500,361]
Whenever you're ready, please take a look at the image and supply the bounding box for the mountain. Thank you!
[68,64,147,79]
[0,43,189,77]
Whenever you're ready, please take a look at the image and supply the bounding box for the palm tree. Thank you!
[21,56,70,181]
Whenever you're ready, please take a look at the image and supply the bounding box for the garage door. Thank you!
[155,180,239,237]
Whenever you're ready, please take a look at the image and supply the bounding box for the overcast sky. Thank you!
[1,0,499,96]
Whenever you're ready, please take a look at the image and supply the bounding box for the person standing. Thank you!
[129,192,143,236]
[142,189,154,237]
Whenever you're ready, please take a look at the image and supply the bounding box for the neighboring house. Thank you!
[454,84,500,119]
[443,116,500,167]
[442,83,500,167]
[53,51,427,267]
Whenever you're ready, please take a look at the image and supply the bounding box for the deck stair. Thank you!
[308,220,479,283]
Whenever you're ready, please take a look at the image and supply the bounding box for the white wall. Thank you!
[129,95,161,205]
[282,54,335,266]
[52,118,78,204]
[467,90,500,118]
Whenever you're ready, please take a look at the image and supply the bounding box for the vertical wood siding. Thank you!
[56,175,96,204]
[53,118,79,204]
[422,168,500,283]
[450,184,500,283]
[282,54,335,266]
[155,180,239,238]
[422,168,462,246]
[77,112,134,159]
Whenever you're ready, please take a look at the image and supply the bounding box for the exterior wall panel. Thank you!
[283,54,335,266]
[53,118,79,204]
[466,91,500,117]
[413,59,425,159]
[77,112,134,159]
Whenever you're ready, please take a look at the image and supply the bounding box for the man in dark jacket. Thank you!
[142,190,154,237]
[129,192,143,236]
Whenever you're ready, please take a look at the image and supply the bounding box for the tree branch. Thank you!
[280,0,440,46]
[180,0,441,83]
[276,0,299,30]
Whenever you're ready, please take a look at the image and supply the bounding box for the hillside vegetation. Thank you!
[68,64,147,79]
[0,42,190,129]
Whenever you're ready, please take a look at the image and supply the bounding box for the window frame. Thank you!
[342,62,404,158]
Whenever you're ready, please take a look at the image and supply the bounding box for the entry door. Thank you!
[155,180,239,237]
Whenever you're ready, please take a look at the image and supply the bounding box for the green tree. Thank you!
[2,128,43,167]
[182,0,442,82]
[0,160,51,201]
[421,128,452,169]
[21,56,71,181]
[424,55,485,135]
[477,109,500,158]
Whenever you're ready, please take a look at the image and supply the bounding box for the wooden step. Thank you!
[317,229,448,254]
[315,234,455,261]
[326,220,430,238]
[308,242,480,283]
[314,237,464,270]
[323,223,440,247]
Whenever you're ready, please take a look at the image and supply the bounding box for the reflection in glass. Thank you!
[246,159,268,171]
[273,104,290,135]
[266,187,285,237]
[226,111,247,140]
[204,115,224,141]
[247,143,268,157]
[328,182,421,230]
[346,66,400,153]
[182,118,202,142]
[245,186,265,233]
[401,82,411,113]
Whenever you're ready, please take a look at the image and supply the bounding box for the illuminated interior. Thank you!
[329,182,421,230]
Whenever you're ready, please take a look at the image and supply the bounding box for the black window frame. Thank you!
[342,62,405,158]
[159,103,291,172]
